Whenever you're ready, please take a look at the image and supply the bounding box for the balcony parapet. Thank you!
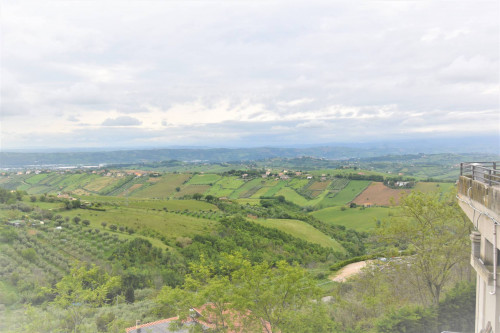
[458,175,500,215]
[471,254,500,286]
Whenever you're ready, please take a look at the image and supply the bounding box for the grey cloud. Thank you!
[102,116,142,126]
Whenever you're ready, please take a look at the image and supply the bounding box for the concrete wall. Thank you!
[458,176,500,333]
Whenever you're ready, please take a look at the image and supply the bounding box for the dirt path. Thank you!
[330,261,369,282]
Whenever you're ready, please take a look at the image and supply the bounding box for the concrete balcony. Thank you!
[471,254,500,286]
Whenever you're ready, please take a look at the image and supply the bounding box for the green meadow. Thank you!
[253,218,346,252]
[312,206,392,232]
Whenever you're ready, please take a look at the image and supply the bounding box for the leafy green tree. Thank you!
[379,191,470,305]
[50,263,121,333]
[156,254,333,333]
[192,193,203,200]
[21,248,37,262]
[0,228,18,243]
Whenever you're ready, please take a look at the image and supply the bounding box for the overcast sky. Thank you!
[1,0,499,149]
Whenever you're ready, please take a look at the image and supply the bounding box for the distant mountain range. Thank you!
[1,136,498,168]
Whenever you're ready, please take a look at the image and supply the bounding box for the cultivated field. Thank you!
[352,182,409,206]
[132,174,191,198]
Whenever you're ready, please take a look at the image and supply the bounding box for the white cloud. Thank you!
[0,1,498,148]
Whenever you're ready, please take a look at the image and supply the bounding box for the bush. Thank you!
[376,306,437,333]
[96,312,115,332]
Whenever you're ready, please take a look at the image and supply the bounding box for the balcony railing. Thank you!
[460,162,500,186]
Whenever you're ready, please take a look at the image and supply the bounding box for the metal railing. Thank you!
[460,162,500,186]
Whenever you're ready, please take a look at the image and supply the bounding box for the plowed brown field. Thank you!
[352,182,409,206]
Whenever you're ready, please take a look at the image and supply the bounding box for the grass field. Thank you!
[187,174,221,185]
[58,205,218,240]
[84,176,118,192]
[132,174,191,198]
[275,187,311,206]
[252,218,345,252]
[25,174,49,184]
[261,181,286,197]
[215,176,245,189]
[311,206,392,232]
[174,185,211,197]
[318,180,371,208]
[288,178,310,190]
[229,178,262,199]
[414,182,455,193]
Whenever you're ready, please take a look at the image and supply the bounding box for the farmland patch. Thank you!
[352,182,409,206]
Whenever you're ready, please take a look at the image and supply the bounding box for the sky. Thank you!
[1,0,499,149]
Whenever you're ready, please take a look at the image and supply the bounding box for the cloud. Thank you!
[276,98,314,107]
[102,116,142,126]
[0,1,498,149]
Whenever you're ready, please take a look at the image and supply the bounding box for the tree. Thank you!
[51,263,121,333]
[72,216,81,224]
[30,195,37,202]
[192,193,203,200]
[101,222,107,229]
[109,224,117,231]
[379,191,470,305]
[82,220,90,227]
[156,254,331,333]
[205,194,215,202]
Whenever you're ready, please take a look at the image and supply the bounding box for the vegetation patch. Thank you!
[253,218,345,252]
[132,174,191,198]
[186,173,221,185]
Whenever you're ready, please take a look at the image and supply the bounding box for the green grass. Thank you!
[25,174,49,185]
[215,176,245,189]
[229,178,263,199]
[187,174,221,185]
[132,174,191,198]
[262,181,287,197]
[318,180,371,208]
[79,196,217,212]
[59,206,217,240]
[414,182,455,193]
[288,178,310,190]
[252,218,345,252]
[174,185,211,197]
[275,187,311,206]
[311,206,392,232]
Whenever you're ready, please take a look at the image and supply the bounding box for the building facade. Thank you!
[457,162,500,333]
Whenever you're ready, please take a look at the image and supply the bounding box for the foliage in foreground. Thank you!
[156,253,338,333]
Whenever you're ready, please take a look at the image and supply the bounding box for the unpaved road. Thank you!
[330,261,369,282]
